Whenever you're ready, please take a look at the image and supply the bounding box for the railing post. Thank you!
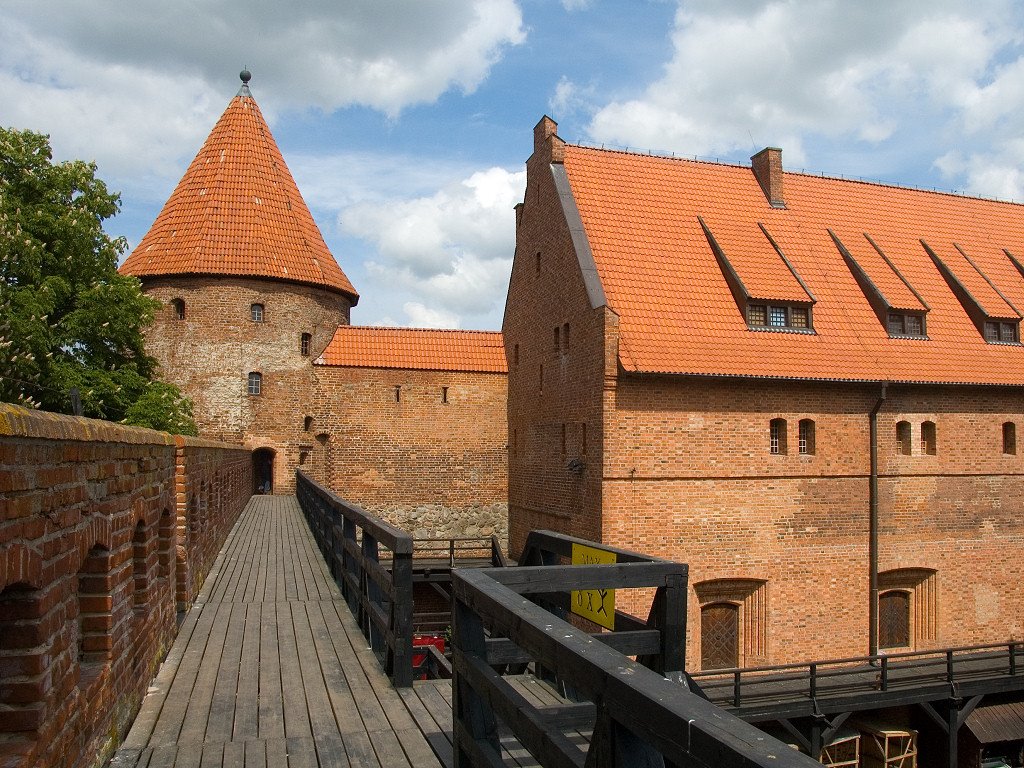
[451,590,499,767]
[947,649,954,682]
[881,656,889,691]
[1011,643,1018,676]
[734,670,742,707]
[658,573,687,681]
[809,663,817,700]
[362,533,381,652]
[390,548,414,687]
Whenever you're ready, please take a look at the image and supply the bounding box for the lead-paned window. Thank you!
[789,307,809,328]
[748,305,767,326]
[770,418,787,455]
[768,306,787,327]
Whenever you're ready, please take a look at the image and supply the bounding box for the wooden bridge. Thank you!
[107,475,1024,767]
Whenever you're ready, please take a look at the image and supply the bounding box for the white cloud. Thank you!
[583,0,1024,196]
[340,166,525,327]
[561,0,593,9]
[0,0,524,183]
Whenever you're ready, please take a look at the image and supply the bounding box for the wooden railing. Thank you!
[296,472,415,687]
[450,530,819,768]
[690,640,1024,716]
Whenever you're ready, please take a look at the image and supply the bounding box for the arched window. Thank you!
[879,590,911,649]
[247,372,262,395]
[896,421,912,455]
[798,419,815,455]
[1004,422,1017,455]
[303,415,313,431]
[300,332,311,356]
[170,298,185,320]
[921,420,936,455]
[701,602,740,670]
[769,418,787,455]
[250,303,264,322]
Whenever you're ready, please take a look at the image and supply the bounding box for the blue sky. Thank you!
[4,0,1024,330]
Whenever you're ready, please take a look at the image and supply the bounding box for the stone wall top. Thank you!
[0,402,174,445]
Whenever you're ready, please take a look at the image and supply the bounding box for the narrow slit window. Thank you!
[539,364,544,395]
[770,418,787,455]
[441,386,449,404]
[394,385,401,403]
[798,419,815,455]
[896,421,911,455]
[300,333,311,356]
[921,420,936,455]
[171,298,185,320]
[553,326,560,351]
[1004,422,1017,455]
[303,416,313,431]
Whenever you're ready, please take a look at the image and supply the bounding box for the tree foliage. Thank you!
[0,127,197,433]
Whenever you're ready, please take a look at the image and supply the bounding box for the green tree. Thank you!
[0,127,197,434]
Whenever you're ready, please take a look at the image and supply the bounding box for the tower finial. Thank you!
[240,68,252,85]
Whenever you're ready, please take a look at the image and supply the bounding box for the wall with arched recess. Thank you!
[0,404,252,768]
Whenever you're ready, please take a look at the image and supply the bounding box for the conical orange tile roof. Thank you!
[121,73,358,302]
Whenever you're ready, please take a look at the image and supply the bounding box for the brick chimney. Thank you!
[751,147,785,208]
[533,115,564,163]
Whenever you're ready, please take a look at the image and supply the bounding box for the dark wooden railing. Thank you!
[690,640,1024,718]
[451,530,819,768]
[296,472,415,687]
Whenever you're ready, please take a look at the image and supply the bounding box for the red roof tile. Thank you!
[316,326,507,373]
[120,83,357,301]
[561,144,1024,385]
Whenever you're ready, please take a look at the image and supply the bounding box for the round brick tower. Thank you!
[120,71,359,493]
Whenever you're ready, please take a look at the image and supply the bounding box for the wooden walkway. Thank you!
[111,495,442,768]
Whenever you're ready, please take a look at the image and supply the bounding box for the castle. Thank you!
[124,71,1024,714]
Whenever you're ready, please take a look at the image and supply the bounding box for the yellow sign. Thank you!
[571,543,616,630]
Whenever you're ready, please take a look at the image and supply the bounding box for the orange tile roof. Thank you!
[316,326,507,373]
[120,82,357,301]
[561,143,1024,385]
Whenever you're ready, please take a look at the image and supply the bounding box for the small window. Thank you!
[170,298,185,320]
[887,312,926,338]
[539,364,544,395]
[921,420,936,455]
[906,315,923,336]
[789,307,809,329]
[748,303,812,331]
[247,372,262,395]
[251,303,264,322]
[768,306,787,327]
[896,421,911,455]
[798,419,815,455]
[887,313,903,335]
[300,333,311,356]
[1004,422,1017,455]
[303,416,313,431]
[441,386,449,404]
[770,418,787,455]
[985,322,1000,342]
[553,326,560,351]
[1001,322,1019,343]
[562,322,570,352]
[747,305,767,326]
[879,590,911,649]
[394,385,401,403]
[535,252,542,274]
[298,450,309,465]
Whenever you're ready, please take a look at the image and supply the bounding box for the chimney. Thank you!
[751,147,785,208]
[533,115,564,163]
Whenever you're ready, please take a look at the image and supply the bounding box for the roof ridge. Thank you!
[566,142,1024,208]
[340,325,503,335]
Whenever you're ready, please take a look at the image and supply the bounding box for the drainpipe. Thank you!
[868,383,888,658]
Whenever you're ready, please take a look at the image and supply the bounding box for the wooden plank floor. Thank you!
[110,496,442,768]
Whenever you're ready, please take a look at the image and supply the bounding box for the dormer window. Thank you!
[887,312,926,338]
[748,303,812,331]
[984,321,1019,344]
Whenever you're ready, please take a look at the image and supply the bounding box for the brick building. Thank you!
[505,116,1024,674]
[120,73,507,539]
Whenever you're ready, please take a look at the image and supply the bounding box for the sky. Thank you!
[4,0,1024,331]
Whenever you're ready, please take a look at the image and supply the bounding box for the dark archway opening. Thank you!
[253,448,275,494]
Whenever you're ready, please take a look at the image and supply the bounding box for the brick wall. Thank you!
[0,404,251,768]
[141,275,351,493]
[308,366,508,543]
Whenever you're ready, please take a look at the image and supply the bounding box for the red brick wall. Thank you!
[504,124,610,556]
[308,366,508,542]
[141,275,351,493]
[0,404,251,768]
